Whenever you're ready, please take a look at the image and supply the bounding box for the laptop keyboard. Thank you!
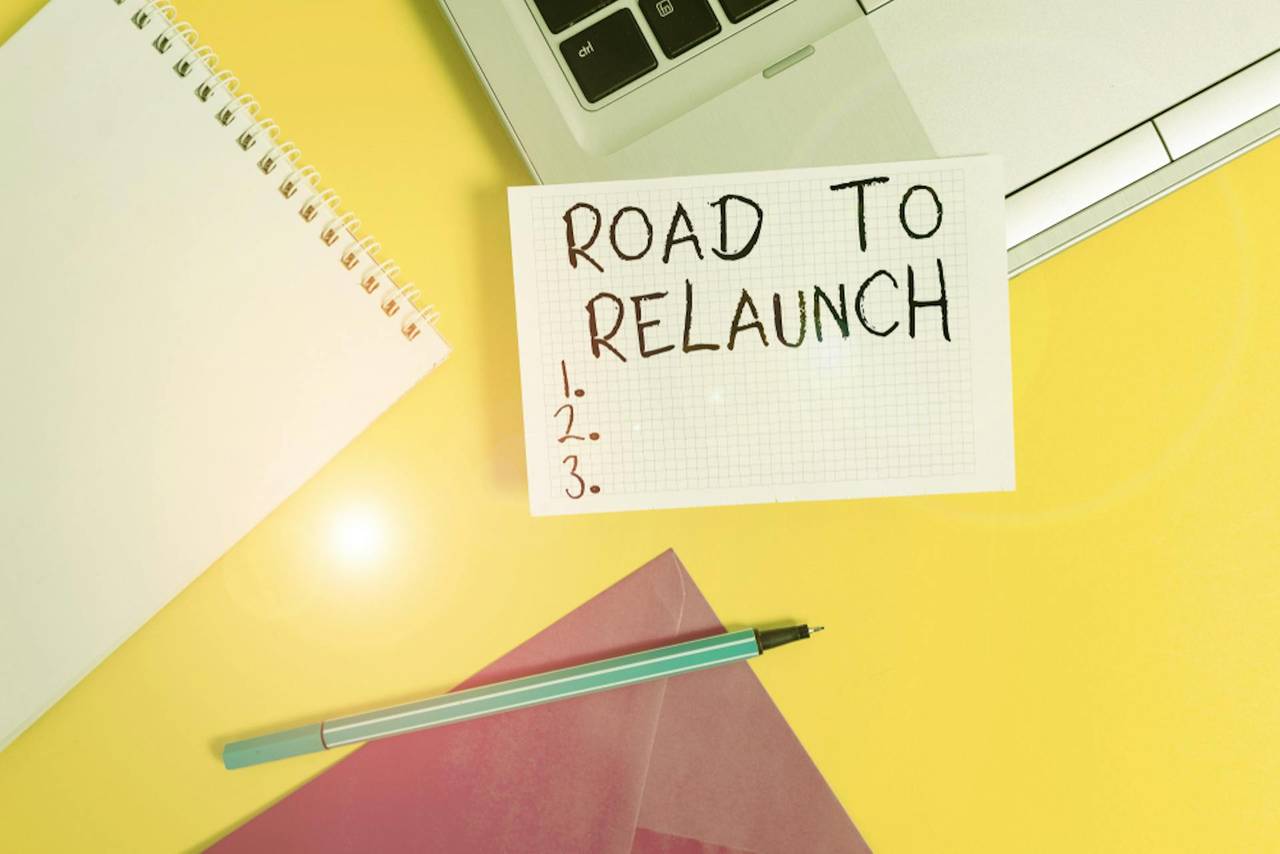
[533,0,614,34]
[560,11,658,103]
[718,0,781,24]
[538,0,785,104]
[639,0,722,59]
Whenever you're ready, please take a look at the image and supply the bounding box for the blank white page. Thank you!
[509,157,1012,516]
[0,0,448,748]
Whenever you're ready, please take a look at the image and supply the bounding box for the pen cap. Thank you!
[223,723,326,770]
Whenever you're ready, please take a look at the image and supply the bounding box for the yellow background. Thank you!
[2,1,1278,851]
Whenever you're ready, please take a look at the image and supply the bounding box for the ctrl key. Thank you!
[560,10,658,103]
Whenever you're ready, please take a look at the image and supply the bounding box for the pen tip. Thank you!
[810,625,825,634]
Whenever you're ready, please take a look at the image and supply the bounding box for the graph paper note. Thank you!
[508,156,1013,516]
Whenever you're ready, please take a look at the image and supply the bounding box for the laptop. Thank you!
[437,0,1280,274]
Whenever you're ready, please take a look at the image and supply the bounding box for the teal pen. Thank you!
[223,624,823,770]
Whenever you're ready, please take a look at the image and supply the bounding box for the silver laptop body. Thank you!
[440,0,1280,274]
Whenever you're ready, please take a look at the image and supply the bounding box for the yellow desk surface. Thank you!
[2,2,1278,851]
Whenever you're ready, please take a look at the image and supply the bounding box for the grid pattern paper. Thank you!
[509,157,1013,515]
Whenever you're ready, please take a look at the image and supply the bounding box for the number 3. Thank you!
[562,455,586,499]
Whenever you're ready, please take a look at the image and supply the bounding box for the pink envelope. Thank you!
[209,550,869,853]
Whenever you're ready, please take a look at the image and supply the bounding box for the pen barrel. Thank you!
[321,629,761,749]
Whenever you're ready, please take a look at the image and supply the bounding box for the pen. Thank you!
[223,624,823,770]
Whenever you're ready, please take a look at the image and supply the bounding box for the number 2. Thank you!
[555,404,584,443]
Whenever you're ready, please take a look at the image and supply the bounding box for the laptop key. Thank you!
[560,10,659,103]
[717,0,782,24]
[639,0,722,59]
[533,0,614,35]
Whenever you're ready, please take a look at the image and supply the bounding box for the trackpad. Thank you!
[870,0,1280,190]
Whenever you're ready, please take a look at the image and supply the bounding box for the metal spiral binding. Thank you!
[115,0,438,343]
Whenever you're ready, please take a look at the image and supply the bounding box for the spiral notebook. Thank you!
[0,0,449,750]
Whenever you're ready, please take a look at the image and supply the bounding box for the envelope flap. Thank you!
[635,563,870,854]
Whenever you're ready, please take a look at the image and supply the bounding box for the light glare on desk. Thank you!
[331,507,387,566]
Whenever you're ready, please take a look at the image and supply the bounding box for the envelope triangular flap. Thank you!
[635,555,869,853]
